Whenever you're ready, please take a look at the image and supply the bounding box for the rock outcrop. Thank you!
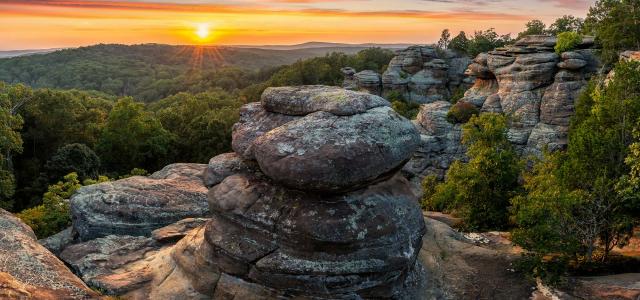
[344,46,473,103]
[0,209,99,300]
[63,85,426,299]
[70,163,208,240]
[404,35,599,182]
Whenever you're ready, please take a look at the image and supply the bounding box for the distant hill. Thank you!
[232,42,413,50]
[0,48,62,59]
[0,43,398,101]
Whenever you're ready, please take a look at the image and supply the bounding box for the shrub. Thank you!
[387,91,420,119]
[426,113,523,230]
[17,172,109,238]
[44,143,101,182]
[446,101,479,124]
[555,32,582,54]
[420,175,441,210]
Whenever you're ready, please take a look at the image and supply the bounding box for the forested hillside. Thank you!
[0,44,378,101]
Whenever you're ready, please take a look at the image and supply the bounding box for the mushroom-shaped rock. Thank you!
[252,106,420,192]
[261,85,389,116]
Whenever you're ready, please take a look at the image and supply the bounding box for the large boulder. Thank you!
[253,106,419,192]
[70,163,208,240]
[232,85,419,192]
[0,209,99,299]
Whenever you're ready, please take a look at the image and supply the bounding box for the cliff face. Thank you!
[403,35,600,181]
[343,46,473,103]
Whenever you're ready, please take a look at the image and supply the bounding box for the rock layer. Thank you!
[404,35,599,182]
[345,46,473,104]
[70,163,209,240]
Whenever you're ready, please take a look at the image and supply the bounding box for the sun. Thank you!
[195,24,210,40]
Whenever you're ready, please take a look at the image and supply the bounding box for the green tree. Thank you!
[97,97,175,173]
[555,32,583,54]
[17,172,109,238]
[449,31,470,54]
[0,82,31,210]
[151,90,241,163]
[517,19,547,39]
[584,0,640,64]
[511,61,640,276]
[426,113,523,230]
[467,29,513,57]
[44,143,101,182]
[548,15,584,35]
[437,29,451,50]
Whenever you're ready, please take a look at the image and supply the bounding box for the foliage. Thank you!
[584,0,640,65]
[555,32,583,54]
[511,61,640,280]
[449,31,470,54]
[151,90,242,163]
[0,82,29,209]
[0,44,360,101]
[386,91,420,119]
[17,173,77,238]
[426,113,523,230]
[517,20,547,40]
[450,86,466,104]
[466,29,513,57]
[548,15,585,35]
[437,29,451,50]
[44,143,101,182]
[241,48,394,102]
[420,175,442,210]
[96,97,175,174]
[446,101,479,124]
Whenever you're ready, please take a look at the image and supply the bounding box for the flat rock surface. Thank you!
[70,163,208,240]
[261,85,389,116]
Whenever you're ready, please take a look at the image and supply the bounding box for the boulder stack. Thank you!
[74,85,426,299]
[343,46,473,103]
[404,35,599,182]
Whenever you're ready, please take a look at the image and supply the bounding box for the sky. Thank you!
[0,0,596,50]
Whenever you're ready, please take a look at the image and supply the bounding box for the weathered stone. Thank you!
[203,152,256,188]
[253,106,419,192]
[70,163,208,240]
[558,58,587,70]
[152,218,209,243]
[231,102,300,160]
[0,209,98,299]
[355,70,383,95]
[39,226,76,255]
[261,85,389,116]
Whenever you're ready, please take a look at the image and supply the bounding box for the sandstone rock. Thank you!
[207,173,425,298]
[203,152,256,188]
[253,106,419,192]
[39,226,76,255]
[152,218,209,243]
[404,35,599,183]
[355,70,383,95]
[60,235,160,294]
[231,102,300,160]
[70,163,208,240]
[261,85,389,116]
[0,209,99,299]
[341,67,357,90]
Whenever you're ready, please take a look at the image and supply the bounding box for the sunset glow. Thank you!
[0,0,596,50]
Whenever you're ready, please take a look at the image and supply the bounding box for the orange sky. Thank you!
[0,0,595,50]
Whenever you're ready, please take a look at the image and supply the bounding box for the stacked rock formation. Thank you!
[404,35,599,181]
[64,85,426,299]
[344,46,473,103]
